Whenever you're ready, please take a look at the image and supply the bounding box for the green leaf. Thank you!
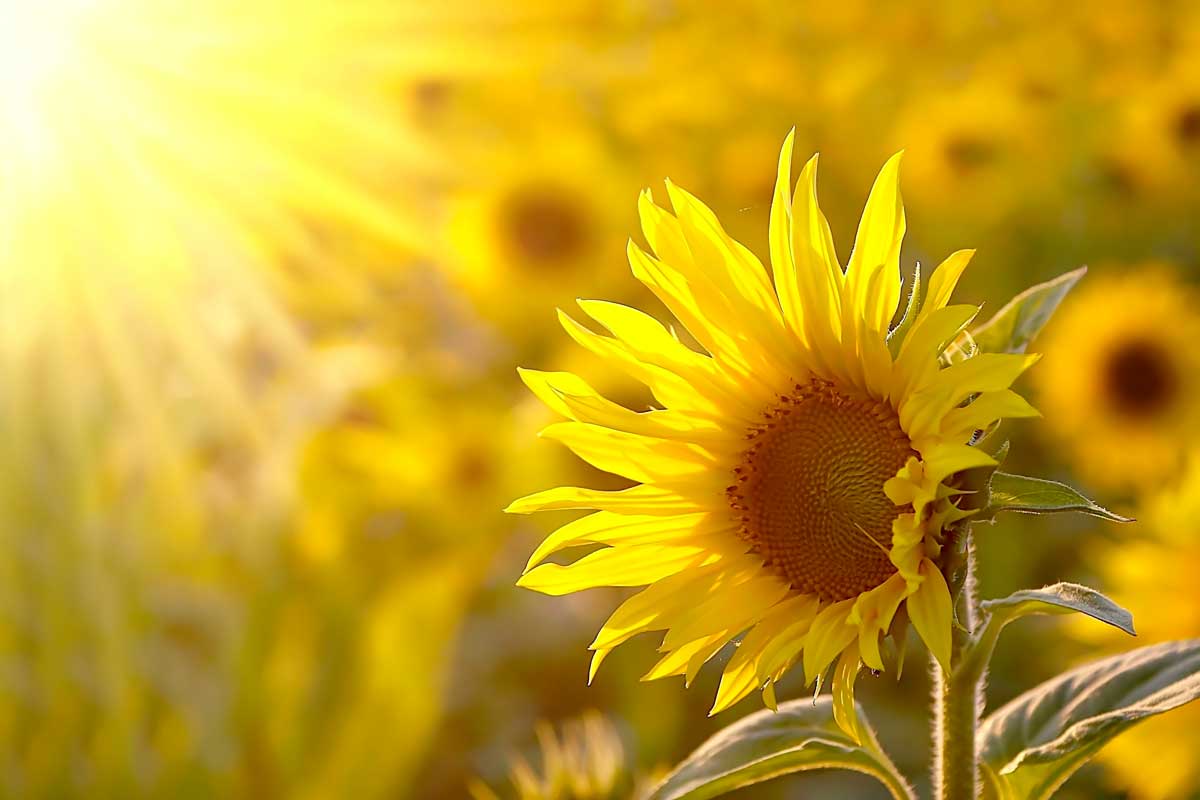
[979,639,1200,800]
[649,697,914,800]
[980,583,1135,637]
[971,267,1086,354]
[987,471,1130,522]
[887,262,921,356]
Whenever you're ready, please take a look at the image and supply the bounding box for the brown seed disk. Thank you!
[729,380,915,601]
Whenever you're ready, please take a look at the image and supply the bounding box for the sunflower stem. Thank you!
[933,537,983,800]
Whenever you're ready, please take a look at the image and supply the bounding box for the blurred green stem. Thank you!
[933,538,983,800]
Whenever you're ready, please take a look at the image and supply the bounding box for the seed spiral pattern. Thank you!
[728,380,915,601]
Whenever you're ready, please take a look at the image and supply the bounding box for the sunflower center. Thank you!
[501,185,589,266]
[1102,338,1178,419]
[1174,104,1200,147]
[728,380,915,601]
[943,134,996,176]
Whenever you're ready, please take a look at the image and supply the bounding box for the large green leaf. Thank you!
[979,640,1200,800]
[971,267,1086,354]
[980,583,1135,637]
[649,698,914,800]
[987,472,1130,522]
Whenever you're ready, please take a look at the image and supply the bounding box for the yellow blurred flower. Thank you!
[1085,456,1200,799]
[1106,53,1200,199]
[1034,265,1200,494]
[509,133,1039,735]
[444,125,639,348]
[296,373,559,571]
[469,711,656,800]
[891,77,1060,229]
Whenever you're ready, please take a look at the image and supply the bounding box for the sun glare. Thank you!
[0,0,429,467]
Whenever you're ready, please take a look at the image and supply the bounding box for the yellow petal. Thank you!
[908,558,953,672]
[891,304,980,404]
[832,643,863,743]
[846,152,906,334]
[525,511,723,571]
[902,352,1041,438]
[939,389,1041,442]
[505,484,702,515]
[769,130,802,339]
[590,566,728,652]
[662,574,790,651]
[802,598,857,684]
[791,153,845,367]
[710,595,811,714]
[643,632,729,683]
[848,573,907,672]
[919,249,975,321]
[517,543,710,595]
[663,179,783,325]
[540,420,714,484]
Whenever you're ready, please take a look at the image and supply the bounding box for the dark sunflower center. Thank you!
[501,186,589,266]
[1102,338,1178,419]
[1174,104,1200,147]
[943,134,996,176]
[728,380,916,601]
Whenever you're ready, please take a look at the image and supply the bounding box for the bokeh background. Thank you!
[4,1,1200,798]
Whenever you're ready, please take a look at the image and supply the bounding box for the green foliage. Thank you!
[971,267,1086,355]
[980,583,1135,637]
[978,640,1200,800]
[648,698,914,800]
[986,472,1130,522]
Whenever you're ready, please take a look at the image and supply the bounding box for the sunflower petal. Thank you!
[802,599,857,684]
[832,643,864,743]
[847,152,906,334]
[908,558,953,672]
[920,249,975,321]
[505,484,702,515]
[770,130,802,338]
[518,543,711,595]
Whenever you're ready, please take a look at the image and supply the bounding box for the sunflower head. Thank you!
[1035,265,1200,493]
[508,131,1041,736]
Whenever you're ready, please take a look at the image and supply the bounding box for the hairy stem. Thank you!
[933,538,983,800]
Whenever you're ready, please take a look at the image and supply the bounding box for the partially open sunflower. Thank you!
[507,132,1040,730]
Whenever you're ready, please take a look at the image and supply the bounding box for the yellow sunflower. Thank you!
[444,123,638,348]
[507,132,1040,729]
[1034,265,1200,494]
[1081,454,1200,799]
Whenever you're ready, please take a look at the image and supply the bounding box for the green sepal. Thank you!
[887,262,922,356]
[985,471,1130,522]
[971,267,1086,354]
[979,583,1135,637]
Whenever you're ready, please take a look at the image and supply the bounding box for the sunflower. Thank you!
[507,132,1040,728]
[1034,265,1200,494]
[1078,455,1200,799]
[467,711,633,800]
[444,123,638,349]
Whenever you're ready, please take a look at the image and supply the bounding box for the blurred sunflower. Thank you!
[444,124,639,350]
[891,77,1059,230]
[1034,266,1200,494]
[1106,52,1200,198]
[508,132,1039,734]
[1083,455,1200,799]
[469,711,658,800]
[297,373,560,571]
